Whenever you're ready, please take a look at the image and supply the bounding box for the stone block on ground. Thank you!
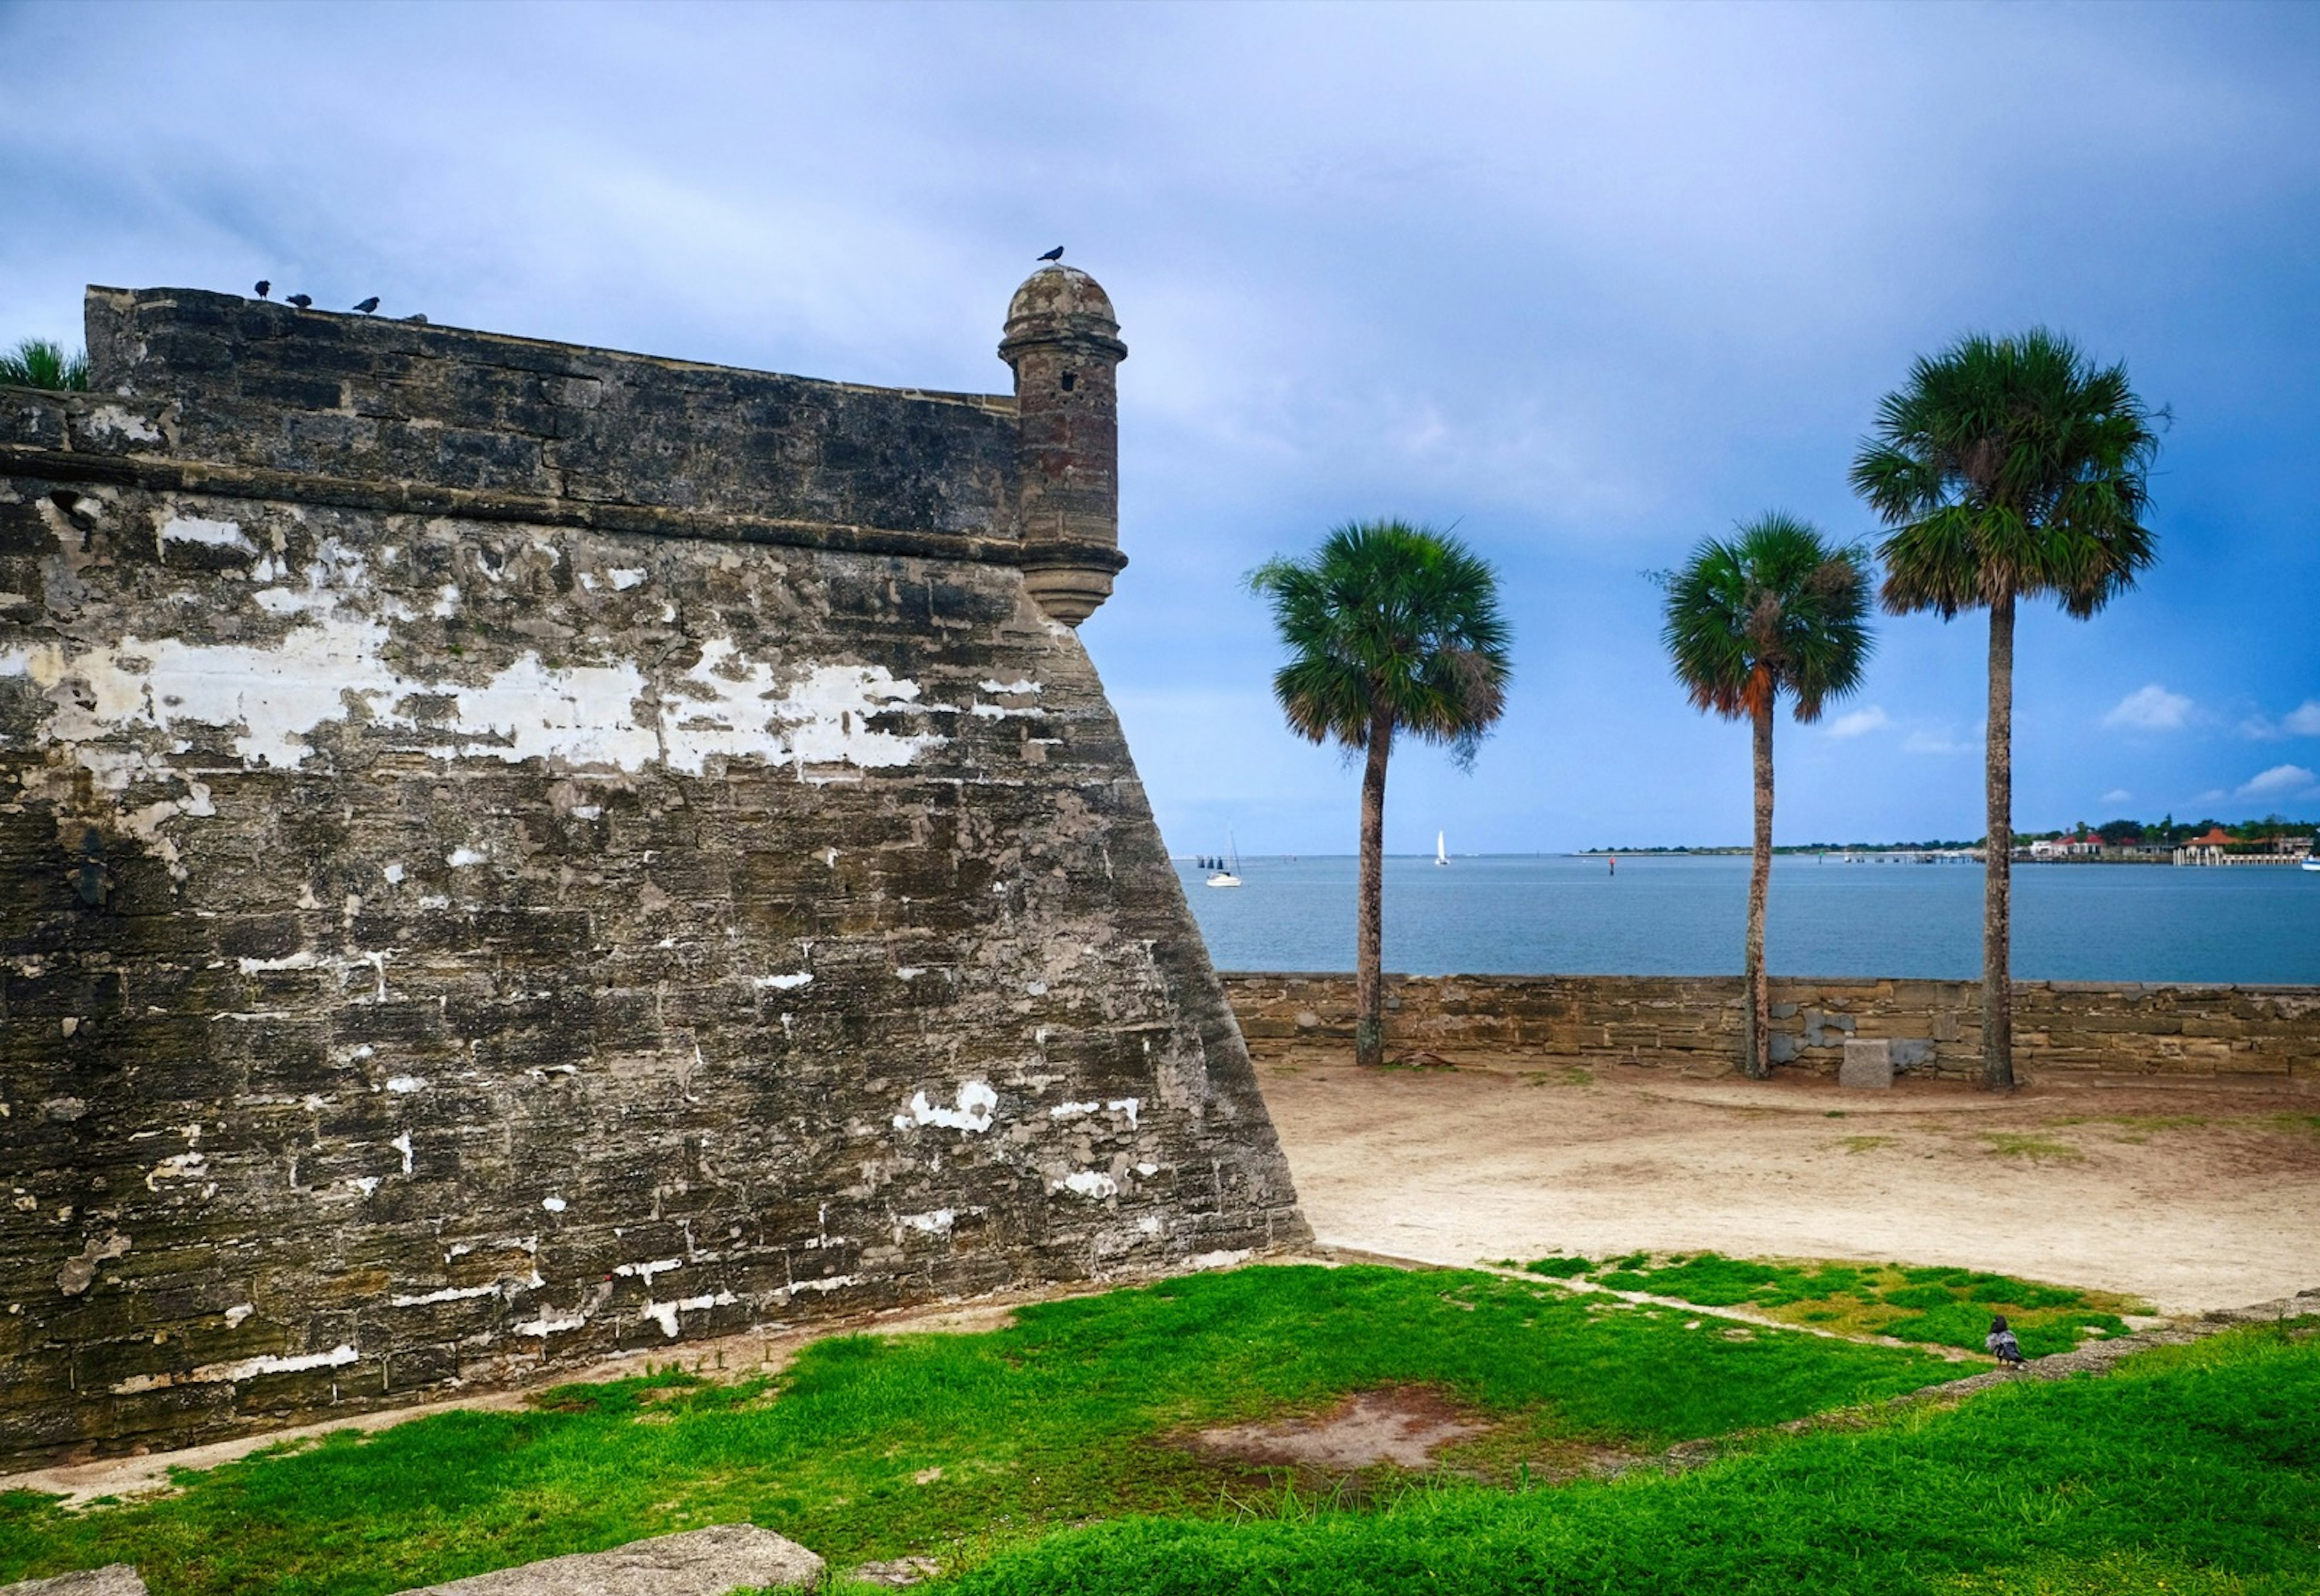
[387,1524,823,1595]
[1840,1038,1894,1090]
[1,1569,149,1596]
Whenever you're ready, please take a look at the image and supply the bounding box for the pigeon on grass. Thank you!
[1986,1315,2026,1366]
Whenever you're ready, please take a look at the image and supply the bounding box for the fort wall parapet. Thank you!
[1223,972,2320,1081]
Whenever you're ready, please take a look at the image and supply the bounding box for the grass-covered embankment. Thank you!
[0,1264,1949,1595]
[950,1322,2320,1596]
[1522,1251,2144,1356]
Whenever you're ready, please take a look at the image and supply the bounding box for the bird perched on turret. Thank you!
[254,280,271,299]
[286,293,312,309]
[1986,1315,2026,1366]
[1037,245,1064,262]
[353,297,380,314]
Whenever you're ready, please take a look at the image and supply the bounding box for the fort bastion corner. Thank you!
[0,266,1307,1467]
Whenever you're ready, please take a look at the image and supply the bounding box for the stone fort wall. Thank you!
[1224,971,2320,1080]
[0,277,1306,1466]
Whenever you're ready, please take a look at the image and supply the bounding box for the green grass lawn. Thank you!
[0,1264,1953,1595]
[1521,1252,2145,1357]
[948,1321,2320,1596]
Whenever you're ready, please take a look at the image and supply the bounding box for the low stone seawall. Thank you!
[1221,972,2320,1081]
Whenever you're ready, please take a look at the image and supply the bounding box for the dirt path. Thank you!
[1253,1052,2320,1315]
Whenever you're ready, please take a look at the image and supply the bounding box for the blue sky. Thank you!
[5,1,2315,852]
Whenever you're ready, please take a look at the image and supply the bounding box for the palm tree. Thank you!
[0,338,90,391]
[1660,515,1872,1080]
[1248,520,1512,1068]
[1852,329,2160,1089]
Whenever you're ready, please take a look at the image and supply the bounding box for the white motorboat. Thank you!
[2302,855,2320,872]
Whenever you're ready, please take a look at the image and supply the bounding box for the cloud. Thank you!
[2102,684,2193,731]
[2240,700,2319,740]
[1903,725,1977,756]
[2237,764,2317,800]
[2100,788,2133,806]
[1824,706,1889,739]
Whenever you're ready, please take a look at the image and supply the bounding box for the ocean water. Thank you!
[1178,853,2320,985]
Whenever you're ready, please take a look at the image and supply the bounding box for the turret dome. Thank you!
[1002,265,1124,355]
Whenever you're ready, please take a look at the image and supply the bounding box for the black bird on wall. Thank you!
[1037,245,1064,262]
[254,279,271,298]
[353,297,380,314]
[286,294,312,309]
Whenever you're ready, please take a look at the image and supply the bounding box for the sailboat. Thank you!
[1207,829,1242,888]
[1434,830,1449,867]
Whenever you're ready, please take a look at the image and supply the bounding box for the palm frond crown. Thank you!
[1850,327,2160,619]
[1246,520,1512,769]
[0,338,91,392]
[1660,512,1874,724]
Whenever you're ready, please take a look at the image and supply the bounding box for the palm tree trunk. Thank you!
[1744,697,1774,1080]
[1983,593,2016,1090]
[1354,709,1393,1068]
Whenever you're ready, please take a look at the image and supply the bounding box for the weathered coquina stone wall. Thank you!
[1224,972,2320,1081]
[0,275,1305,1466]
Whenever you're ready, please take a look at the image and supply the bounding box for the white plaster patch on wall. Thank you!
[237,948,392,1000]
[146,1151,206,1189]
[608,568,648,591]
[643,1290,735,1339]
[662,645,947,777]
[3,584,946,784]
[752,971,813,991]
[515,1309,589,1338]
[541,1196,567,1212]
[785,1274,861,1296]
[388,1282,503,1308]
[968,701,1048,720]
[157,516,256,558]
[86,405,163,444]
[1058,1170,1118,1200]
[390,1132,413,1176]
[1138,1215,1162,1235]
[445,847,488,867]
[350,1177,380,1198]
[382,863,405,884]
[892,1081,998,1134]
[238,951,314,974]
[430,584,460,617]
[897,1208,954,1235]
[1048,1101,1100,1121]
[978,679,1042,695]
[111,1342,359,1394]
[1107,1097,1142,1128]
[613,1258,684,1284]
[224,1303,256,1328]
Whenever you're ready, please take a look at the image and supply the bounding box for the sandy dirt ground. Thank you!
[1252,1050,2320,1316]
